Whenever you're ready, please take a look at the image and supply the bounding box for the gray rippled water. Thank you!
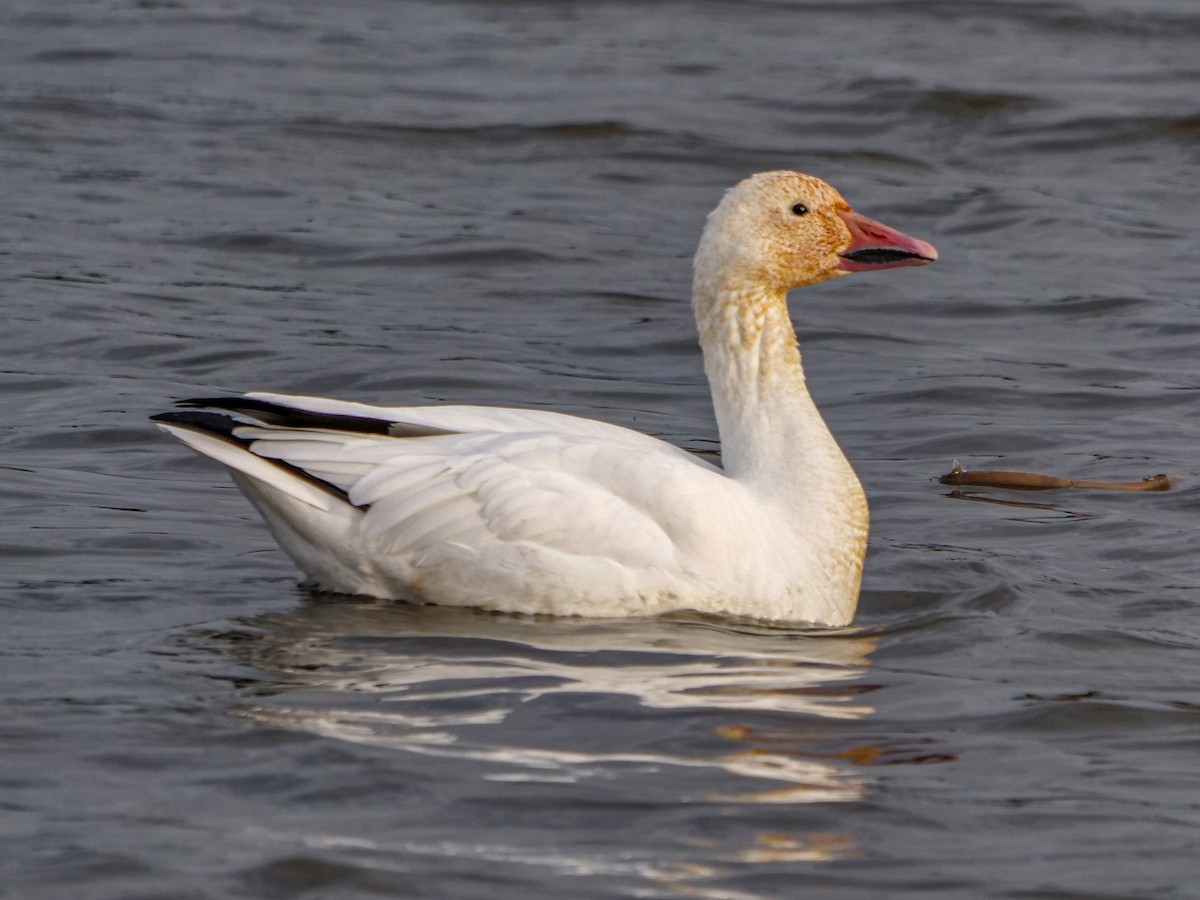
[4,1,1200,898]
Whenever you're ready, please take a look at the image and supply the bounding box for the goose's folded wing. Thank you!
[238,424,729,571]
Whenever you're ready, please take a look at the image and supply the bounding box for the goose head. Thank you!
[694,171,938,295]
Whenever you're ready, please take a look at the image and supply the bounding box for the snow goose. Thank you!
[155,171,936,625]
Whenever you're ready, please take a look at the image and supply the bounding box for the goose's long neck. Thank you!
[692,274,854,492]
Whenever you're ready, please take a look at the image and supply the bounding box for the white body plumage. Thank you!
[157,172,936,625]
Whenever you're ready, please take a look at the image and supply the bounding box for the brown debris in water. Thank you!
[939,462,1173,492]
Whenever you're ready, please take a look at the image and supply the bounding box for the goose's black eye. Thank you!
[791,203,809,216]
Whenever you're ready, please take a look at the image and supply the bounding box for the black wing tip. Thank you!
[161,395,455,438]
[152,409,245,440]
[153,407,360,508]
[164,396,394,434]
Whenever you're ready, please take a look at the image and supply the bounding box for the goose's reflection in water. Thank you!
[216,596,884,888]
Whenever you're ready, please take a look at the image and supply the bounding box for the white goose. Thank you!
[156,171,936,625]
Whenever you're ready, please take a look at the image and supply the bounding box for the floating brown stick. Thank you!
[939,462,1172,492]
